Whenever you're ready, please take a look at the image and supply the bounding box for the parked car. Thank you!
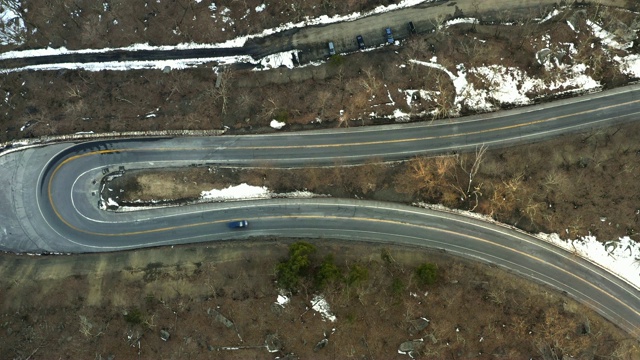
[385,27,394,44]
[328,41,336,56]
[409,21,417,34]
[356,35,365,50]
[228,220,249,228]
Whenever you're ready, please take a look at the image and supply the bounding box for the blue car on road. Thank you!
[228,220,249,228]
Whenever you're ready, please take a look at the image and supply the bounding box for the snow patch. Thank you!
[198,184,324,202]
[392,108,411,122]
[586,19,633,50]
[414,202,640,289]
[0,0,26,46]
[201,183,270,201]
[444,17,478,28]
[538,9,560,23]
[276,291,290,307]
[256,50,299,70]
[410,59,600,114]
[270,119,286,129]
[537,233,640,290]
[311,294,336,322]
[615,54,640,78]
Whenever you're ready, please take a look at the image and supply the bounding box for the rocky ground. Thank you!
[0,240,636,359]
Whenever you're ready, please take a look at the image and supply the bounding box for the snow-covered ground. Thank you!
[0,0,25,46]
[407,47,601,114]
[415,202,640,290]
[537,233,640,288]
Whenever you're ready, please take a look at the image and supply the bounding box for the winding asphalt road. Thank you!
[0,83,639,335]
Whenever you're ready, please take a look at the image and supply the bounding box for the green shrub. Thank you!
[345,313,356,324]
[145,294,156,306]
[329,54,345,67]
[380,248,393,264]
[124,308,143,325]
[391,278,405,296]
[346,263,369,286]
[276,261,300,290]
[315,254,342,288]
[415,263,438,286]
[276,242,317,290]
[274,109,289,123]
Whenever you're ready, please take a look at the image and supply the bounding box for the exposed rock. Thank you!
[408,317,430,335]
[271,302,284,315]
[265,333,283,353]
[580,318,591,335]
[399,340,416,353]
[313,338,328,352]
[398,339,424,357]
[207,308,234,328]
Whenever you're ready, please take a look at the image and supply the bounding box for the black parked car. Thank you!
[356,35,365,50]
[409,21,417,34]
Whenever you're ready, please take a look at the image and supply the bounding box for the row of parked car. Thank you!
[328,22,417,55]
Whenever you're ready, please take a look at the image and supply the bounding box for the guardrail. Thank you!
[0,129,226,156]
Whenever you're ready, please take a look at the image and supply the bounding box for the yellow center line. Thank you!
[52,98,640,158]
[41,208,640,323]
[228,98,640,149]
[46,97,640,231]
[47,97,640,233]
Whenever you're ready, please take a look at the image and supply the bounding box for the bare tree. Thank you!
[360,67,381,96]
[212,67,233,115]
[449,144,487,210]
[259,97,278,120]
[431,72,455,119]
[317,90,332,118]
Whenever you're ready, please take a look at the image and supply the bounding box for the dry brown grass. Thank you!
[0,240,635,359]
